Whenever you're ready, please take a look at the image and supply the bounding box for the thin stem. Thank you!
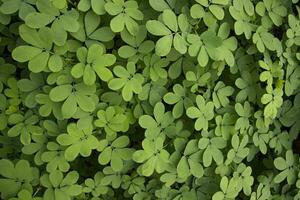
[33,187,41,197]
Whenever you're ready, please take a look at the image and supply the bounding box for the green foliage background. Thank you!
[0,0,300,199]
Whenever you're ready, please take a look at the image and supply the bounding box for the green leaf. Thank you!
[52,0,67,9]
[122,83,133,101]
[173,33,187,54]
[212,191,225,200]
[99,147,112,165]
[274,170,288,183]
[0,0,20,14]
[12,46,42,62]
[59,15,79,33]
[89,27,115,42]
[198,138,209,149]
[111,152,123,171]
[139,115,157,128]
[189,159,203,178]
[156,35,173,56]
[162,9,178,32]
[105,2,123,15]
[149,0,172,12]
[201,31,222,48]
[76,93,95,112]
[91,0,106,15]
[198,46,209,67]
[146,20,171,36]
[203,148,212,167]
[49,170,63,187]
[88,44,104,63]
[110,14,125,33]
[209,5,224,20]
[0,159,14,178]
[28,52,49,73]
[78,0,90,12]
[177,156,190,178]
[71,63,85,78]
[186,107,201,118]
[118,46,137,58]
[49,85,72,102]
[125,15,139,35]
[274,157,287,170]
[112,136,129,148]
[190,4,205,19]
[25,13,55,28]
[48,54,63,72]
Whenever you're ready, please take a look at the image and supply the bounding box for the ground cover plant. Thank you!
[0,0,300,199]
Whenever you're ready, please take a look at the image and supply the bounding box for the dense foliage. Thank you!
[0,0,300,199]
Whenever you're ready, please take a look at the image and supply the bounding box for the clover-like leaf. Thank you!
[105,0,143,35]
[0,159,39,199]
[108,62,144,101]
[71,44,116,85]
[7,111,43,145]
[213,81,234,109]
[40,170,82,200]
[138,102,175,139]
[186,95,214,131]
[198,135,227,167]
[187,31,223,67]
[83,172,109,198]
[133,135,169,176]
[95,106,129,136]
[78,0,106,15]
[274,150,297,185]
[12,25,64,73]
[191,0,229,26]
[57,123,99,161]
[49,82,97,119]
[146,9,189,56]
[97,135,134,172]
